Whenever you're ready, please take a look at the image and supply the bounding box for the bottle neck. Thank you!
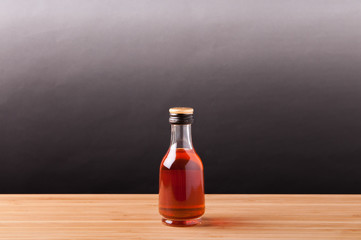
[170,124,193,150]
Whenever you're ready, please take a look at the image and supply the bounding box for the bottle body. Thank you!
[159,118,205,226]
[159,148,205,221]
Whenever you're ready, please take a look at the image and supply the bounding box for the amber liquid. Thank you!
[159,148,205,220]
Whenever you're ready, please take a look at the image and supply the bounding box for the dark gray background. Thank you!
[0,0,360,193]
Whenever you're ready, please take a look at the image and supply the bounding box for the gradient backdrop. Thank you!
[1,0,361,193]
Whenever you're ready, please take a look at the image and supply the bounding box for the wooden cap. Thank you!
[169,107,194,114]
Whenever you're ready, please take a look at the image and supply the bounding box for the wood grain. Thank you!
[0,194,360,239]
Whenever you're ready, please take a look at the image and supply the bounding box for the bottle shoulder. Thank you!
[160,148,203,171]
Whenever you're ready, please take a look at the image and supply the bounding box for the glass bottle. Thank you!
[159,107,205,227]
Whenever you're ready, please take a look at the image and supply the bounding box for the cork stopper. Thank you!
[169,107,194,115]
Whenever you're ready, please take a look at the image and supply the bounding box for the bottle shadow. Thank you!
[198,216,249,228]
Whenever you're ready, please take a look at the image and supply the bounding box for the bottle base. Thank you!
[162,217,201,227]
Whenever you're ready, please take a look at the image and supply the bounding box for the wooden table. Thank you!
[0,195,360,239]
